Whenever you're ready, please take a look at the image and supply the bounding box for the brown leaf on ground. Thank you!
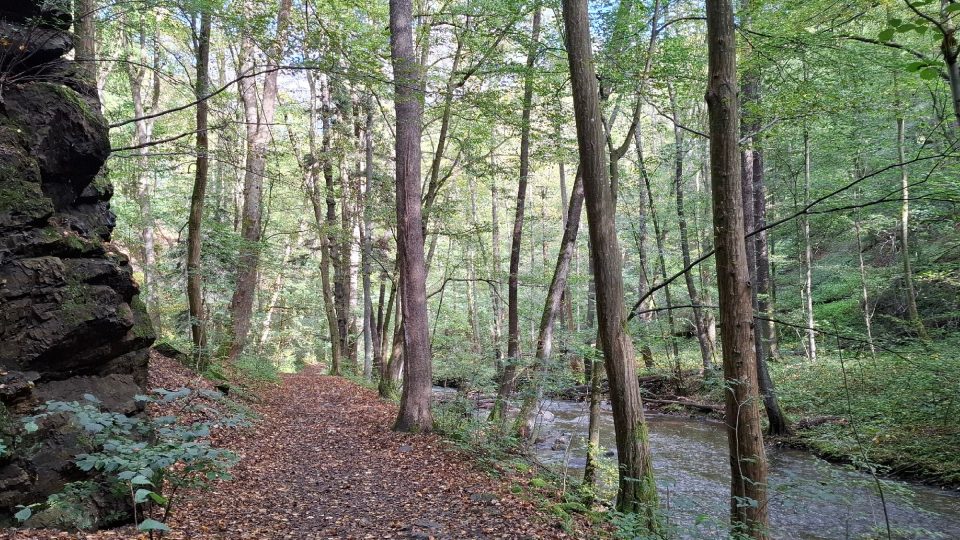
[2,359,577,539]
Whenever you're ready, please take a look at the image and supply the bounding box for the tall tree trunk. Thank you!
[741,141,790,437]
[633,130,656,369]
[738,0,779,361]
[556,139,581,375]
[225,0,293,363]
[516,169,584,437]
[304,73,343,374]
[335,162,355,370]
[669,85,713,372]
[123,18,161,331]
[362,96,377,380]
[317,76,343,374]
[853,189,877,357]
[801,129,816,361]
[752,148,779,360]
[390,0,433,432]
[644,166,681,381]
[897,116,926,337]
[562,0,658,521]
[490,153,505,364]
[705,0,770,535]
[187,7,211,358]
[490,5,541,424]
[738,46,789,435]
[467,175,483,353]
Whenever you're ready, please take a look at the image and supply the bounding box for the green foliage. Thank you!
[22,388,242,533]
[774,345,960,484]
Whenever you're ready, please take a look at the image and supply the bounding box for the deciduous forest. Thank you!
[0,0,959,538]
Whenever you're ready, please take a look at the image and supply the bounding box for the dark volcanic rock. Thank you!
[0,0,154,528]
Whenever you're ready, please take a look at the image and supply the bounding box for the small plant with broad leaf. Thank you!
[18,388,243,536]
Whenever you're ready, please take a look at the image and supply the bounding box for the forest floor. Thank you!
[2,355,580,540]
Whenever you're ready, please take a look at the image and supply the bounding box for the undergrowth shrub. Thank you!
[16,388,245,536]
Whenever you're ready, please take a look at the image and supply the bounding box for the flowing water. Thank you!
[530,399,960,539]
[434,389,960,539]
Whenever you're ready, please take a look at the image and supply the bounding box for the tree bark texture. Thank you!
[705,0,770,535]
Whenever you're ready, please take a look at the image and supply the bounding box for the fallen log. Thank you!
[643,398,723,412]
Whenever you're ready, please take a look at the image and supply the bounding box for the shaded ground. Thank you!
[3,357,574,539]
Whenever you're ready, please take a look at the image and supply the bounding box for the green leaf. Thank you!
[920,67,939,80]
[14,507,32,522]
[878,28,895,41]
[947,3,960,13]
[131,474,153,486]
[888,18,903,27]
[906,61,926,72]
[134,488,153,503]
[138,519,170,532]
[148,492,168,505]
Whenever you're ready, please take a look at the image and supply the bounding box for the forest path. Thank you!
[169,366,570,539]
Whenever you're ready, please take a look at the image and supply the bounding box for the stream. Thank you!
[436,389,960,539]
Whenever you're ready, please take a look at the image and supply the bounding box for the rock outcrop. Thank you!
[0,0,154,526]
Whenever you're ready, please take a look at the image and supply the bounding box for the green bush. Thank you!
[17,389,243,535]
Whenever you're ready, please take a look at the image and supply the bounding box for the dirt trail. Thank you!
[4,360,573,539]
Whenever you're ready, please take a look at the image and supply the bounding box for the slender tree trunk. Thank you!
[853,191,877,357]
[556,142,581,375]
[897,116,926,337]
[390,0,433,432]
[706,0,770,535]
[490,154,505,364]
[467,175,483,353]
[582,341,602,487]
[226,0,293,363]
[258,224,300,348]
[801,129,816,361]
[123,19,161,331]
[362,98,377,379]
[669,86,713,372]
[187,8,211,358]
[382,301,405,398]
[741,0,777,365]
[336,164,355,369]
[645,166,681,381]
[752,149,779,360]
[516,169,584,437]
[490,5,541,424]
[633,130,656,369]
[375,278,388,377]
[304,74,343,375]
[317,77,344,374]
[563,0,658,521]
[379,286,400,397]
[741,142,790,437]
